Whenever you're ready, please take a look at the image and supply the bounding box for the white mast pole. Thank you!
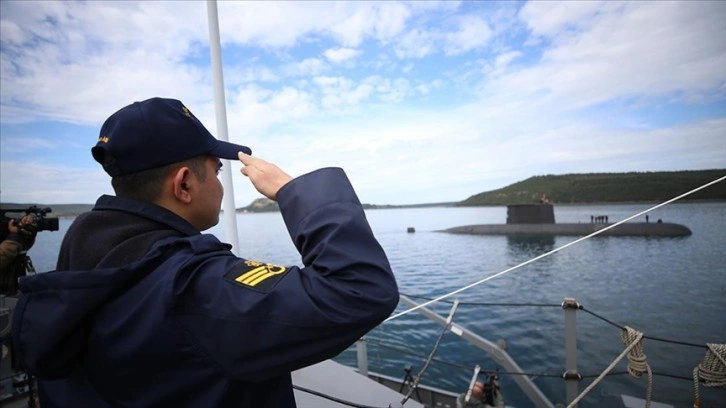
[207,0,241,255]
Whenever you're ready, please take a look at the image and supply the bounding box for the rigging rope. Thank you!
[386,174,726,322]
[399,301,459,406]
[692,343,726,408]
[566,326,650,408]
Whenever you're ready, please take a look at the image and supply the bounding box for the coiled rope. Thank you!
[621,327,653,407]
[692,343,726,408]
[566,326,651,408]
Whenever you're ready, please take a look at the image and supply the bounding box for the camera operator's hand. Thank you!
[7,215,38,250]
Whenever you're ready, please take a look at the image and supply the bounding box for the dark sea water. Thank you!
[26,202,726,407]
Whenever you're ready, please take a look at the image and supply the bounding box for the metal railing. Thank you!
[356,295,565,408]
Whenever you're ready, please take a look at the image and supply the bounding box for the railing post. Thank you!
[464,365,481,403]
[562,298,582,407]
[357,337,368,377]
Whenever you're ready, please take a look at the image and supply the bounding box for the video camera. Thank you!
[0,205,59,234]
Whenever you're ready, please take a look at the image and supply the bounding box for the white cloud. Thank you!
[323,47,362,64]
[0,1,460,125]
[215,2,438,48]
[220,84,317,141]
[1,1,725,206]
[0,1,213,125]
[283,58,328,77]
[415,79,445,95]
[392,28,436,59]
[512,1,726,108]
[519,1,609,39]
[313,76,375,110]
[0,18,23,44]
[0,134,58,154]
[442,15,493,56]
[494,51,522,68]
[0,159,113,204]
[225,65,280,87]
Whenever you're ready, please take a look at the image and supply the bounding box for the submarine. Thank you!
[441,204,692,237]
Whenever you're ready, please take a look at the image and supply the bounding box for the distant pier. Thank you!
[441,203,692,237]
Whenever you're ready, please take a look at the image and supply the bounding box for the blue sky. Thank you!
[1,1,725,206]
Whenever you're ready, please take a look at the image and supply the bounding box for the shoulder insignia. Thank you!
[224,260,288,292]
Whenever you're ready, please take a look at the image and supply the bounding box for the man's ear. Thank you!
[172,167,193,204]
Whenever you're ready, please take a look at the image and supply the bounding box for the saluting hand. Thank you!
[238,153,292,201]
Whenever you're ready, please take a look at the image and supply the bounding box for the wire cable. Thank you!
[397,296,709,349]
[579,307,707,349]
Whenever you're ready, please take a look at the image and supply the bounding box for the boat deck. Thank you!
[292,360,424,407]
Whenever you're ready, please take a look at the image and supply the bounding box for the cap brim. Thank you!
[209,140,252,160]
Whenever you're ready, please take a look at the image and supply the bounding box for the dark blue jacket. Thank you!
[12,168,399,407]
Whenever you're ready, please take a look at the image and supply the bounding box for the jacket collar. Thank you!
[93,194,200,237]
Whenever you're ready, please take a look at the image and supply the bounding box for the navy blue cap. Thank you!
[92,97,252,177]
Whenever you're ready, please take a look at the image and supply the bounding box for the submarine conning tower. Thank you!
[506,204,555,224]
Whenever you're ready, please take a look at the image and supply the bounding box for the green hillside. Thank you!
[239,197,280,213]
[457,169,726,206]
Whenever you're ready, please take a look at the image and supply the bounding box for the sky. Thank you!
[1,0,725,207]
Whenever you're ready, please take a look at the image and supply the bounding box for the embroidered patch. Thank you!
[224,260,288,292]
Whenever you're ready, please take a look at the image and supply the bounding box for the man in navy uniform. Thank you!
[12,97,399,407]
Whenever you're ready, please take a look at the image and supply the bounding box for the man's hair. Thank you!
[111,155,208,202]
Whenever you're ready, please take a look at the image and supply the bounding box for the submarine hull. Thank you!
[441,222,692,237]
